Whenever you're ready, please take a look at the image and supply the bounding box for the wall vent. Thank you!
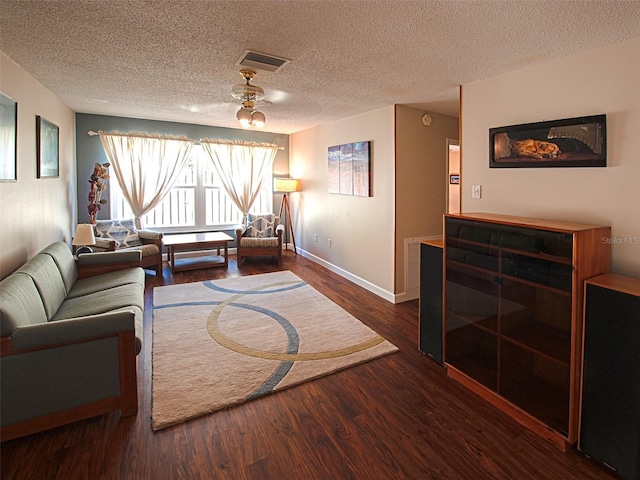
[236,50,291,72]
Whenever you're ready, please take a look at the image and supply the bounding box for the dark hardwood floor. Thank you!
[1,252,616,479]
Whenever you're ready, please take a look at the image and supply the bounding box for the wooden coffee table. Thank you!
[164,232,233,273]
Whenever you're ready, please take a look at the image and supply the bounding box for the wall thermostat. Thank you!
[422,113,433,126]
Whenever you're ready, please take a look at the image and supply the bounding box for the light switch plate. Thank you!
[472,185,482,199]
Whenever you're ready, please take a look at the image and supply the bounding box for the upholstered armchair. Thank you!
[93,219,164,276]
[235,214,284,266]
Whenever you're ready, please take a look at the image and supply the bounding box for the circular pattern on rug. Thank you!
[205,280,386,361]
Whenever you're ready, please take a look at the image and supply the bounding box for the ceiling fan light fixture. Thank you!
[231,69,267,128]
[236,106,252,127]
[251,110,266,128]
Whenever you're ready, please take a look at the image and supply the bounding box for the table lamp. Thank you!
[72,224,96,255]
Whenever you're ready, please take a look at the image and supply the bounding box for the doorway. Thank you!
[446,139,460,214]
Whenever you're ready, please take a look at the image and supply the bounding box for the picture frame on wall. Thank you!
[0,91,18,182]
[489,114,606,168]
[36,115,59,178]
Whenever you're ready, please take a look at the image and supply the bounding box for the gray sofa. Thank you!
[0,241,144,441]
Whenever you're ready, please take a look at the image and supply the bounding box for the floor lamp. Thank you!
[274,177,300,254]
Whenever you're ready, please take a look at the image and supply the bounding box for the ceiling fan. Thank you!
[230,69,266,128]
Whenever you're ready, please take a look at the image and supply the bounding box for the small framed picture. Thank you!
[449,174,460,185]
[0,91,18,182]
[36,115,59,178]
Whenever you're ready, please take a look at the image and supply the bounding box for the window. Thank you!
[110,144,273,231]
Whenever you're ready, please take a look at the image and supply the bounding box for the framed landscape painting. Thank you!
[327,141,371,197]
[36,115,59,178]
[0,91,17,181]
[490,114,606,168]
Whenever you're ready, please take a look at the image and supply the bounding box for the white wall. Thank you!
[462,36,640,277]
[0,53,76,279]
[289,106,396,299]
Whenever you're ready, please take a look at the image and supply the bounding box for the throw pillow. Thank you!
[94,219,143,248]
[245,214,275,238]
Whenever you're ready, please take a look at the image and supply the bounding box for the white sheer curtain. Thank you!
[199,139,278,220]
[96,131,194,229]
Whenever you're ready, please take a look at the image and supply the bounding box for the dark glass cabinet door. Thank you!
[444,216,574,435]
[498,277,572,434]
[445,218,500,390]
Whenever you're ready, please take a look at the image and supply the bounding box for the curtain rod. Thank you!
[88,131,284,149]
[87,130,192,141]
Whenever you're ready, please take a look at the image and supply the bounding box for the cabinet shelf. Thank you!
[448,257,572,297]
[501,246,572,265]
[449,237,573,266]
[501,322,571,365]
[444,213,610,450]
[500,272,572,296]
[448,311,497,334]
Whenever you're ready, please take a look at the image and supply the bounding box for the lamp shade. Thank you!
[72,224,96,246]
[274,177,300,193]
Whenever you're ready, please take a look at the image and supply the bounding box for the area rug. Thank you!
[151,270,398,430]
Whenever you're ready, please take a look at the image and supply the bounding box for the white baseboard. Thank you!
[295,248,396,304]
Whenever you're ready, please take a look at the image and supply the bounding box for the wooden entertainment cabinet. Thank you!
[443,213,610,451]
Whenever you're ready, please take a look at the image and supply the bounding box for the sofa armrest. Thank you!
[6,310,136,353]
[95,237,117,251]
[138,230,162,240]
[276,224,284,237]
[235,225,246,239]
[138,230,163,248]
[75,251,142,278]
[0,311,138,440]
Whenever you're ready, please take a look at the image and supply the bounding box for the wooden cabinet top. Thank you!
[446,212,610,233]
[422,238,444,248]
[586,273,640,297]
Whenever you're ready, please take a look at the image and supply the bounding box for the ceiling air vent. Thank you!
[236,50,290,72]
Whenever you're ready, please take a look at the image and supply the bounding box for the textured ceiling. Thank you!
[1,1,640,134]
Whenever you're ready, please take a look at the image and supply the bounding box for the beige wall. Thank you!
[290,105,458,302]
[461,36,640,277]
[0,53,76,279]
[395,106,459,297]
[289,106,396,299]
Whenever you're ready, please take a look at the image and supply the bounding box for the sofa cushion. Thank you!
[39,242,78,293]
[95,219,142,248]
[0,274,48,335]
[52,283,144,321]
[240,237,280,248]
[67,268,145,299]
[16,254,67,320]
[245,213,276,238]
[119,243,160,257]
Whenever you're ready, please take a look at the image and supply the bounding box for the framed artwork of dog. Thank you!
[489,115,606,168]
